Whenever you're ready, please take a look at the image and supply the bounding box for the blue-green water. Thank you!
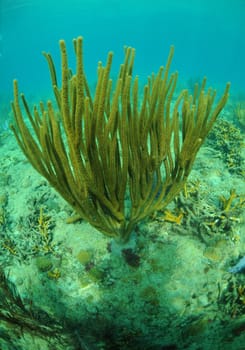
[0,2,245,349]
[0,0,244,104]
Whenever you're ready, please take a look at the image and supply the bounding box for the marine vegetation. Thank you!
[206,118,244,175]
[233,101,245,131]
[161,183,245,245]
[0,269,92,349]
[219,274,245,319]
[0,191,56,264]
[11,36,230,243]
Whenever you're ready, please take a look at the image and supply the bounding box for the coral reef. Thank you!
[11,37,230,242]
[233,101,245,131]
[206,118,244,175]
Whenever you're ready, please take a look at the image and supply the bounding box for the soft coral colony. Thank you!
[11,36,230,243]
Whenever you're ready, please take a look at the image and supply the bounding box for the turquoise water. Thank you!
[0,0,244,103]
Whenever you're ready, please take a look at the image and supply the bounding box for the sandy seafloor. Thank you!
[0,98,244,349]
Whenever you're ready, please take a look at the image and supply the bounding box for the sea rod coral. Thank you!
[11,36,230,243]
